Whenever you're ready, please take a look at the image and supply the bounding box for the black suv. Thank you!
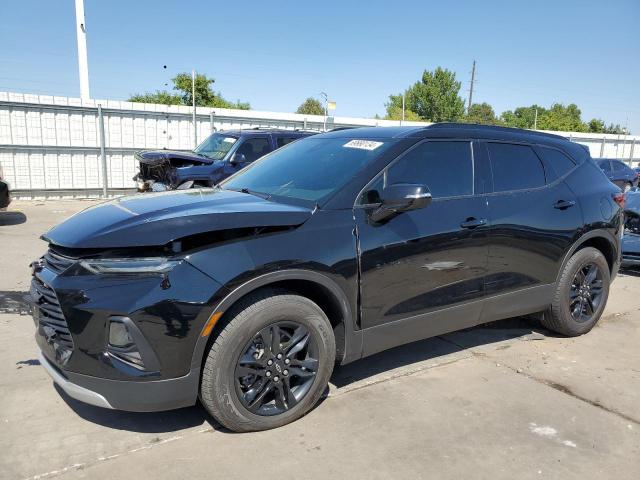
[31,124,623,432]
[133,128,314,191]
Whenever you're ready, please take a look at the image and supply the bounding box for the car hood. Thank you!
[135,149,215,165]
[43,189,313,249]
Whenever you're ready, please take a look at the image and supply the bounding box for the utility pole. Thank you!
[401,93,405,125]
[192,69,197,149]
[534,108,538,130]
[467,60,476,114]
[74,0,90,100]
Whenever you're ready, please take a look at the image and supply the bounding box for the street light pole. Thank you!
[320,92,328,132]
[192,69,197,149]
[74,0,90,100]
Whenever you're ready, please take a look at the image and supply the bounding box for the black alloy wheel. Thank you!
[235,321,319,416]
[569,262,604,323]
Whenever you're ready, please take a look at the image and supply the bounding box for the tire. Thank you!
[542,247,610,336]
[200,289,335,432]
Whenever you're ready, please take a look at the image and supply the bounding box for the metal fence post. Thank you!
[97,104,108,197]
[600,137,606,157]
[630,140,636,166]
[209,111,214,132]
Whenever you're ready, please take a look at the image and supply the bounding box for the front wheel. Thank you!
[542,247,610,336]
[200,289,335,432]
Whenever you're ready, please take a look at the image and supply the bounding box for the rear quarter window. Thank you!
[539,146,576,180]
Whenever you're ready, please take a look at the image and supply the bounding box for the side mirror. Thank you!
[370,183,432,223]
[230,153,246,165]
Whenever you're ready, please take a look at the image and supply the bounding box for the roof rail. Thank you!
[424,122,568,141]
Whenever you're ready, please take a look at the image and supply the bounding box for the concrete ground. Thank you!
[1,199,639,480]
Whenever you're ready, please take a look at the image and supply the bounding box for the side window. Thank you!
[487,143,545,192]
[612,161,629,173]
[359,141,473,203]
[235,137,271,163]
[276,136,299,148]
[539,146,576,179]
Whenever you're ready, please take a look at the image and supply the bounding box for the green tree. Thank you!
[129,72,250,110]
[385,67,465,122]
[537,103,587,132]
[383,94,422,121]
[603,123,626,134]
[465,102,501,125]
[128,91,182,106]
[501,105,545,129]
[587,118,606,133]
[296,97,325,115]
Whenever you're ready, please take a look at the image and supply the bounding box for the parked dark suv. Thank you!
[133,128,314,191]
[595,158,639,192]
[31,124,623,432]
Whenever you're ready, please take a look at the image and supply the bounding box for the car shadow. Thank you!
[619,267,640,277]
[50,316,545,435]
[54,384,213,434]
[0,211,27,226]
[331,316,545,388]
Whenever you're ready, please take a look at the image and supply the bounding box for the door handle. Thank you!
[460,218,487,229]
[553,200,576,210]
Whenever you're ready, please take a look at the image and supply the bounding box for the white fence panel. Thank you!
[0,91,638,198]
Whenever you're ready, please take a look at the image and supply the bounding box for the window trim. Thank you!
[483,140,550,195]
[533,144,578,184]
[354,138,476,208]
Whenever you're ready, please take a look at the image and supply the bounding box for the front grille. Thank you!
[31,274,74,350]
[43,249,76,274]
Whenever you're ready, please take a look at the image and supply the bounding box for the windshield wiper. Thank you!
[224,187,272,200]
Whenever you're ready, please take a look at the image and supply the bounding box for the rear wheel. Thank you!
[200,289,335,432]
[543,247,610,336]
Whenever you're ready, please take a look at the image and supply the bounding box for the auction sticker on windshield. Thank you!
[343,140,384,151]
[223,137,237,143]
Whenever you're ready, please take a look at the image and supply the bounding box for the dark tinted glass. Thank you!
[223,138,394,203]
[384,141,473,198]
[276,137,299,148]
[488,143,545,192]
[612,160,630,172]
[539,147,576,178]
[236,137,271,162]
[597,160,612,173]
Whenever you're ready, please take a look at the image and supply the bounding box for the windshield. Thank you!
[194,133,238,160]
[221,137,394,203]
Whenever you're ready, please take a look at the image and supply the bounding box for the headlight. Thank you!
[80,258,180,274]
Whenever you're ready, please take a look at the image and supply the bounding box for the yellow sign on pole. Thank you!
[327,101,336,111]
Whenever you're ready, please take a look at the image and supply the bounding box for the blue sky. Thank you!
[1,0,639,132]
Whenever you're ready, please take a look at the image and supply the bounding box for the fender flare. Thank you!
[555,228,620,284]
[189,269,362,376]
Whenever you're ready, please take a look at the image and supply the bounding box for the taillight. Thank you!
[613,193,625,209]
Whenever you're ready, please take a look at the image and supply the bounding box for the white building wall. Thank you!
[0,91,638,197]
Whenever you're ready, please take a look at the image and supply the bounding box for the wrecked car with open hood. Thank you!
[133,129,314,191]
